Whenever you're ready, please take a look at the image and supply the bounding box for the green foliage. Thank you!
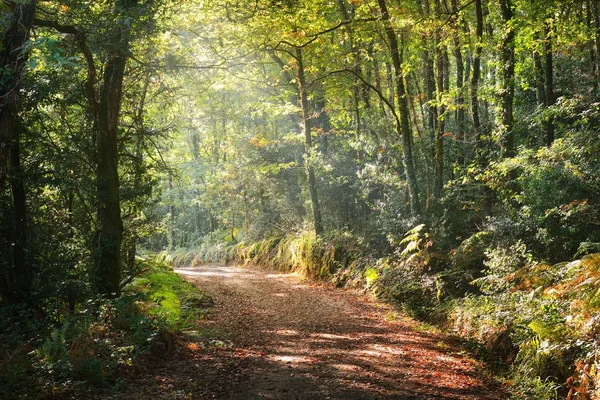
[5,0,600,397]
[451,252,600,398]
[474,240,534,294]
[0,260,211,396]
[396,223,432,258]
[364,267,379,287]
[376,261,441,321]
[138,260,212,329]
[0,305,46,400]
[485,128,600,263]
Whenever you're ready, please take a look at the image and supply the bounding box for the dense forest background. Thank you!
[2,0,600,398]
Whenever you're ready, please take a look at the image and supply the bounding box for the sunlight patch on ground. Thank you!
[359,348,385,357]
[330,363,362,371]
[364,343,407,356]
[268,354,317,364]
[310,332,351,340]
[175,268,247,277]
[265,273,298,280]
[269,329,300,336]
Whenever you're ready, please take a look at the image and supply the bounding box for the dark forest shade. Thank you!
[0,0,38,302]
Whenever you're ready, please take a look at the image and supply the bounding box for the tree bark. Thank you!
[0,0,38,302]
[471,0,483,145]
[418,0,436,209]
[296,48,324,236]
[452,0,466,166]
[500,0,516,157]
[587,0,598,92]
[471,0,492,216]
[593,0,600,91]
[377,0,421,217]
[434,41,446,201]
[533,32,546,107]
[544,22,555,146]
[93,1,136,297]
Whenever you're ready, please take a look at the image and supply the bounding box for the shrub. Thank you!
[0,259,211,396]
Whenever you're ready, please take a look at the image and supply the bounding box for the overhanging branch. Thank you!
[315,68,401,129]
[33,18,98,110]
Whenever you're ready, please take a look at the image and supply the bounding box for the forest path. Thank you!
[173,264,503,400]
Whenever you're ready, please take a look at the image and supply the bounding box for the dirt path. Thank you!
[174,264,504,400]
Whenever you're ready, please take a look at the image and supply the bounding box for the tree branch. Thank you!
[275,17,379,49]
[318,68,400,129]
[33,18,98,110]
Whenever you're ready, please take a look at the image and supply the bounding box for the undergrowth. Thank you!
[0,259,212,399]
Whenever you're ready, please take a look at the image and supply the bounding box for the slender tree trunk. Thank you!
[434,0,450,203]
[296,48,324,236]
[337,0,368,134]
[587,0,598,92]
[0,0,38,302]
[423,48,437,150]
[377,0,421,216]
[66,191,76,314]
[407,75,433,211]
[500,0,516,157]
[315,96,330,155]
[423,48,436,209]
[373,51,386,114]
[231,207,235,241]
[481,0,495,130]
[8,127,28,299]
[593,0,600,91]
[125,79,149,272]
[434,41,446,201]
[533,32,547,107]
[544,22,555,146]
[471,0,492,216]
[385,62,396,112]
[168,170,175,249]
[419,0,436,211]
[452,0,466,166]
[471,0,483,148]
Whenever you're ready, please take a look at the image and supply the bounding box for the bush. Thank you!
[450,252,600,398]
[0,259,211,397]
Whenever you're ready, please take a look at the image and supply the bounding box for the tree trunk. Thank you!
[434,41,446,201]
[452,0,466,166]
[587,0,598,92]
[168,170,175,249]
[471,0,483,146]
[471,0,492,216]
[376,0,421,217]
[8,127,29,300]
[296,48,324,236]
[423,50,437,151]
[533,32,547,107]
[125,79,149,273]
[93,1,136,297]
[593,0,600,92]
[500,0,516,157]
[544,22,555,146]
[0,0,38,302]
[418,0,436,209]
